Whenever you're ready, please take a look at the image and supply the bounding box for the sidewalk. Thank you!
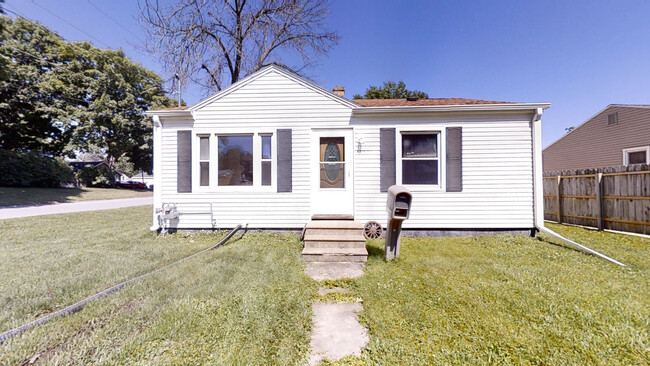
[0,197,152,220]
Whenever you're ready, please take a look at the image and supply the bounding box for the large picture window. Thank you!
[401,132,439,185]
[218,135,253,186]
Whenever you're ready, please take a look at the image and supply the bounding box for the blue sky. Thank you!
[4,0,650,147]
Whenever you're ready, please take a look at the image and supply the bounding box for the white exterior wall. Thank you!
[352,113,534,229]
[157,70,353,229]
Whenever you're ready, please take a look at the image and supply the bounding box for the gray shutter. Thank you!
[177,130,192,193]
[277,129,292,192]
[446,127,462,192]
[380,128,396,192]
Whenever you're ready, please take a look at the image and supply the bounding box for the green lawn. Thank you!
[1,207,647,365]
[0,207,317,365]
[0,187,152,207]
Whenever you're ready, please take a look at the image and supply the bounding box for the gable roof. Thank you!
[188,64,359,111]
[353,98,513,107]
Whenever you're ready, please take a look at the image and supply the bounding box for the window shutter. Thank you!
[177,130,192,193]
[446,127,462,192]
[380,128,396,192]
[277,129,292,192]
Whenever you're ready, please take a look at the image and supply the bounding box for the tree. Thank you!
[0,16,71,155]
[353,81,428,99]
[139,0,339,91]
[0,16,174,172]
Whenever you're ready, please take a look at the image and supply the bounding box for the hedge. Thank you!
[0,149,74,187]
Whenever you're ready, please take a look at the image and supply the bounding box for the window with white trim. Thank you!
[261,134,272,186]
[195,133,273,189]
[623,146,649,165]
[400,132,439,185]
[198,135,210,186]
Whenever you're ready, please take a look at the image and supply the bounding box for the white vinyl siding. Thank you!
[157,70,352,229]
[351,116,534,229]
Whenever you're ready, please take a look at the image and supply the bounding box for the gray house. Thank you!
[543,105,650,172]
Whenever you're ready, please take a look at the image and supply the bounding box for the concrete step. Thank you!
[305,220,364,229]
[304,240,367,249]
[302,247,368,262]
[304,230,365,241]
[311,214,354,221]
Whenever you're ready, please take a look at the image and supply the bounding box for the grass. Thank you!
[0,187,152,207]
[328,224,649,365]
[1,207,317,365]
[1,207,647,365]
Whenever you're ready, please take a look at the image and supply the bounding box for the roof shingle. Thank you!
[352,98,513,107]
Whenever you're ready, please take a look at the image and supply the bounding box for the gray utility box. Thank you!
[385,185,412,260]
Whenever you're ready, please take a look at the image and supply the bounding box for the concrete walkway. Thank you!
[0,197,152,220]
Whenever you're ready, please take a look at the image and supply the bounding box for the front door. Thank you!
[311,129,354,215]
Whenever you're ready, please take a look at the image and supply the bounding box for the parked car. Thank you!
[116,181,147,189]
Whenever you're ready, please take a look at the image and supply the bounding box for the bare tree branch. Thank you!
[138,0,339,92]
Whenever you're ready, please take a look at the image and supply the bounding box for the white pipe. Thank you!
[530,107,625,267]
[537,226,626,266]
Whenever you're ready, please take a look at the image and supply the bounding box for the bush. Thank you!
[0,149,74,187]
[76,165,116,187]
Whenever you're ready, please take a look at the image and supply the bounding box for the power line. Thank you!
[30,0,111,48]
[86,0,144,43]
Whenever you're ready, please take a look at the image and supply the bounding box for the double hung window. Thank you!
[400,132,439,185]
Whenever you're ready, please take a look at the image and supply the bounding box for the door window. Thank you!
[319,137,344,188]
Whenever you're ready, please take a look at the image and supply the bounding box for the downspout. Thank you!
[150,115,163,231]
[531,108,625,266]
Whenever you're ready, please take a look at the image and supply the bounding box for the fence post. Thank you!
[556,176,562,224]
[595,172,604,231]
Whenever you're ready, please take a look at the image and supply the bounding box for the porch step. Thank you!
[311,214,354,221]
[304,240,366,249]
[302,219,368,263]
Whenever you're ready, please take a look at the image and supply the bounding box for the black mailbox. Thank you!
[385,185,412,260]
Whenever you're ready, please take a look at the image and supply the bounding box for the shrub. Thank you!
[76,165,116,187]
[0,149,74,187]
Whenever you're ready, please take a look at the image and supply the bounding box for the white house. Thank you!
[147,65,550,235]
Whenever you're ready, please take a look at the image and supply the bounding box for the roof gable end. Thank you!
[190,65,358,111]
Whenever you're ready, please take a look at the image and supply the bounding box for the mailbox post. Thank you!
[385,185,412,260]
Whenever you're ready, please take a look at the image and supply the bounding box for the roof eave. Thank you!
[145,110,192,117]
[352,103,551,115]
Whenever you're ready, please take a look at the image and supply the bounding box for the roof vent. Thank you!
[406,97,419,102]
[607,112,618,126]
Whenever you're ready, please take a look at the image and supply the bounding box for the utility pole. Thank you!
[174,74,181,107]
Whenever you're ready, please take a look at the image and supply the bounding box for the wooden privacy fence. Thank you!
[543,164,650,235]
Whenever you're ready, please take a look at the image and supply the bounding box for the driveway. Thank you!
[0,197,152,220]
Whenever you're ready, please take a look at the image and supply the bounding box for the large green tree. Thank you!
[0,16,174,172]
[353,81,428,99]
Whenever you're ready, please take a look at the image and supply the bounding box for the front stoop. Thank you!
[302,220,368,263]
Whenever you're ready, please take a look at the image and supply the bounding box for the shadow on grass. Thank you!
[0,187,85,207]
[366,240,385,260]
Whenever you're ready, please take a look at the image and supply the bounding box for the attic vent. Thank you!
[406,97,419,101]
[607,112,618,126]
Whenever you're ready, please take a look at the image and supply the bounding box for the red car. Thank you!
[116,181,147,189]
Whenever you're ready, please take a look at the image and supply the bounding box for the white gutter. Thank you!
[352,102,551,115]
[530,107,625,266]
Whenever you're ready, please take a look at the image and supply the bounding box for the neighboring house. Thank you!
[68,161,126,183]
[130,171,154,188]
[543,105,650,171]
[146,65,549,233]
[68,161,110,172]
